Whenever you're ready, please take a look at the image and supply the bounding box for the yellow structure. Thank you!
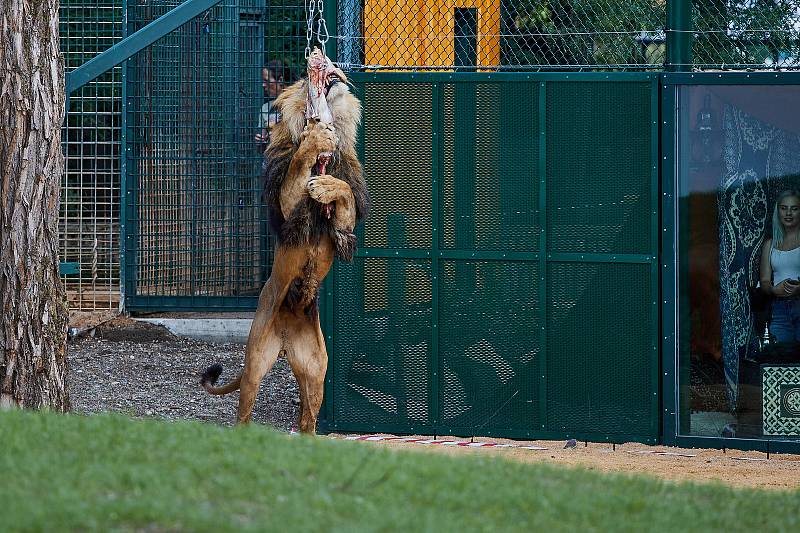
[364,0,501,69]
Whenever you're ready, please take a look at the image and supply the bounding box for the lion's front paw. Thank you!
[302,121,338,155]
[307,175,345,204]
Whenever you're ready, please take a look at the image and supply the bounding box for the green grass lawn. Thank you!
[1,410,798,532]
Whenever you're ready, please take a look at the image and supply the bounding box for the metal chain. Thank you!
[305,0,329,59]
[304,0,314,59]
[316,0,329,54]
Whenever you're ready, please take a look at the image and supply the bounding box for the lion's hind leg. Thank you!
[237,324,283,424]
[235,266,294,423]
[284,313,328,434]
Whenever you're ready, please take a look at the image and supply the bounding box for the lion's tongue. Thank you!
[323,204,333,219]
[319,160,328,175]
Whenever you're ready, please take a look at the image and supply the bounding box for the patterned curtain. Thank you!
[719,106,800,411]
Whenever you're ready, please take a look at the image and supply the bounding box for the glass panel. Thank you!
[678,85,800,441]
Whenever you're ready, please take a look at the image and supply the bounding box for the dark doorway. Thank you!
[454,8,477,71]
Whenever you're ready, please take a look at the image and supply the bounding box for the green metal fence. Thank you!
[124,0,307,309]
[320,73,660,442]
[59,0,800,447]
[65,0,800,314]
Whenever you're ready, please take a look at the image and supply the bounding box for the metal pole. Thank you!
[323,0,338,64]
[666,0,692,72]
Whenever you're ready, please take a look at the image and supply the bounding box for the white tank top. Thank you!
[771,246,800,285]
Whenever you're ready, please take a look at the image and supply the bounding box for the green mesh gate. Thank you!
[323,73,660,443]
[124,0,307,309]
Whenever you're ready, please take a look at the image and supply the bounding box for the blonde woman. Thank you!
[760,190,800,343]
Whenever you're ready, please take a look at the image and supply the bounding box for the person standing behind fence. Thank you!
[255,60,291,145]
[760,190,800,344]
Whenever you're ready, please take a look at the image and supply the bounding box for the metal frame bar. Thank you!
[537,81,547,432]
[650,75,661,440]
[325,420,655,445]
[120,0,129,313]
[66,0,226,98]
[661,76,678,445]
[430,81,442,431]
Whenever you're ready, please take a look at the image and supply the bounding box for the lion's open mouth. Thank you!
[324,74,341,95]
[315,152,332,176]
[314,152,335,219]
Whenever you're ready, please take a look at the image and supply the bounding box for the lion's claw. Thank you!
[307,176,342,204]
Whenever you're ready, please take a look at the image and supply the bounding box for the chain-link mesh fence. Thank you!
[60,0,123,313]
[333,0,800,71]
[693,0,800,70]
[334,0,667,70]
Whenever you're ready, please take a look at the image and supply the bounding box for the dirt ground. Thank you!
[351,436,800,490]
[68,317,800,491]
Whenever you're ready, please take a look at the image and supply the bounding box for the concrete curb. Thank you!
[136,318,252,344]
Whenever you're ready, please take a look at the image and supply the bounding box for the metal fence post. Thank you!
[666,0,692,72]
[323,0,338,63]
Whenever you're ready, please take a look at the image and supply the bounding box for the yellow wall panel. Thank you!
[364,0,501,69]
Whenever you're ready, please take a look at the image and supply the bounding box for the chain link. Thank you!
[316,0,329,53]
[305,0,329,59]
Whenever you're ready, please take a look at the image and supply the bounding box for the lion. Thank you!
[199,61,369,433]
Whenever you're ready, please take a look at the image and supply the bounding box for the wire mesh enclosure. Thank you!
[693,1,800,70]
[337,0,667,70]
[323,74,660,442]
[60,0,123,312]
[124,0,308,309]
[62,0,800,314]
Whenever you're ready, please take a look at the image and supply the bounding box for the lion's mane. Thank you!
[262,79,370,261]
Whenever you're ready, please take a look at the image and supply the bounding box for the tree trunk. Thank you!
[0,0,69,410]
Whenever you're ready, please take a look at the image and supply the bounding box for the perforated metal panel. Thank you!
[546,82,652,255]
[439,260,539,430]
[546,262,654,436]
[333,258,432,428]
[441,83,539,252]
[324,75,658,442]
[358,83,433,250]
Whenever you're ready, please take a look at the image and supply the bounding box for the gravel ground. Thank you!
[67,319,299,430]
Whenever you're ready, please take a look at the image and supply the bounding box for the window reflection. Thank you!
[680,85,800,440]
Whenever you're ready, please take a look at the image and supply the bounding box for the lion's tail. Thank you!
[200,363,242,395]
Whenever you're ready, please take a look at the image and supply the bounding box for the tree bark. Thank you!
[0,0,69,410]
